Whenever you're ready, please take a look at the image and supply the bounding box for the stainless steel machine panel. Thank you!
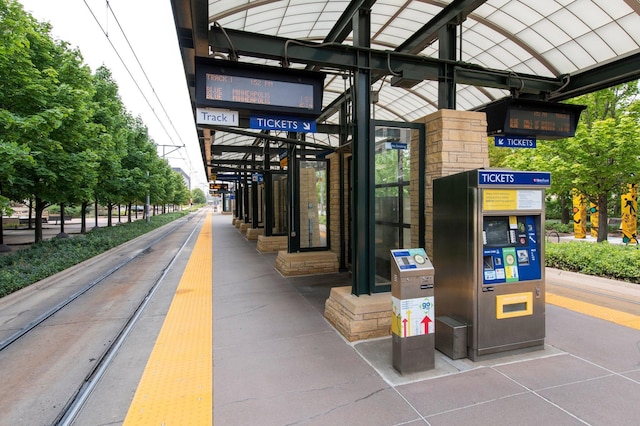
[434,169,550,361]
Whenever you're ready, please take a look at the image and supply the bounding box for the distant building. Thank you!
[172,167,190,190]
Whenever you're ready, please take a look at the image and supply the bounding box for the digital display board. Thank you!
[508,109,571,135]
[480,98,585,139]
[209,183,228,192]
[195,58,325,117]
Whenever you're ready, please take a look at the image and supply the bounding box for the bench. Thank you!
[608,217,622,229]
[48,215,72,224]
[19,217,48,224]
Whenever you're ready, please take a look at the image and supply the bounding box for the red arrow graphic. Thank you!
[421,316,432,334]
[402,318,408,337]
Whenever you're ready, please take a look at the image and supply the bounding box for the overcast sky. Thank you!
[17,0,208,192]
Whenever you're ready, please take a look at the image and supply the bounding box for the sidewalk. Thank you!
[1,215,147,251]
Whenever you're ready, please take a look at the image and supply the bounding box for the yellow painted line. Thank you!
[547,292,640,331]
[124,212,212,425]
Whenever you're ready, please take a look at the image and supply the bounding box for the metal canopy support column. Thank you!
[235,180,242,220]
[264,140,273,237]
[251,153,259,228]
[287,136,300,253]
[351,6,373,296]
[243,170,250,223]
[339,97,349,272]
[438,23,457,109]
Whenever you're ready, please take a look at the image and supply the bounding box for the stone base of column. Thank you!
[324,286,391,342]
[275,250,339,276]
[256,235,288,253]
[246,227,263,240]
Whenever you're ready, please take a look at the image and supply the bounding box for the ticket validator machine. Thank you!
[390,248,435,374]
[433,169,551,361]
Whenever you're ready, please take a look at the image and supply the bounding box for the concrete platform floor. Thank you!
[213,213,640,426]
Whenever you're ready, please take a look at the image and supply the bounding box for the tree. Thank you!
[191,188,207,205]
[503,83,640,242]
[120,116,155,222]
[91,67,127,228]
[1,1,97,241]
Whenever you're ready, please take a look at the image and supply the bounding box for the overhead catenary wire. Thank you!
[82,0,195,173]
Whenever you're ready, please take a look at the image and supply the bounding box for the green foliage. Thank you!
[0,3,192,241]
[492,83,640,242]
[0,211,189,297]
[191,188,207,205]
[546,241,640,283]
[545,221,574,234]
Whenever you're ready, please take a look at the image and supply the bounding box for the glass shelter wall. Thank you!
[374,126,413,290]
[271,173,288,236]
[299,160,328,249]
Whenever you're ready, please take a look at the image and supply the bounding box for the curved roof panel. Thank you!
[206,0,639,121]
[174,0,640,167]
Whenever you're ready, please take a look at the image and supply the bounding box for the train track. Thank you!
[0,209,207,425]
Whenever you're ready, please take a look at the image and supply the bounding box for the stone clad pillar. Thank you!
[423,109,489,258]
[325,109,490,342]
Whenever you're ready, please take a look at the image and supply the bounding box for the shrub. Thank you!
[546,241,640,283]
[0,211,190,298]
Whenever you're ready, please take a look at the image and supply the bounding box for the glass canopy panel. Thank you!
[204,0,640,147]
[596,20,639,54]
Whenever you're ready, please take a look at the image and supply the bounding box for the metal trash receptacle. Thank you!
[435,316,467,360]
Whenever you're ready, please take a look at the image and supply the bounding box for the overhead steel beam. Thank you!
[210,28,565,95]
[320,0,488,118]
[212,144,328,156]
[211,159,281,167]
[170,0,208,92]
[546,51,640,102]
[211,145,267,155]
[323,0,377,43]
[209,165,263,173]
[396,0,487,54]
[209,125,336,152]
[306,0,377,72]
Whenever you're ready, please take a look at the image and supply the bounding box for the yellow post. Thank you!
[589,202,599,238]
[621,184,638,244]
[572,189,587,239]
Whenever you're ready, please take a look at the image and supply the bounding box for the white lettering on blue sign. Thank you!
[494,136,536,148]
[250,115,316,133]
[478,170,552,187]
[480,172,515,184]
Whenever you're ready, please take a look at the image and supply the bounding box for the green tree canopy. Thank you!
[500,82,640,242]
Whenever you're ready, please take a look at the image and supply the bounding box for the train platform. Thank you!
[1,211,640,424]
[211,212,640,425]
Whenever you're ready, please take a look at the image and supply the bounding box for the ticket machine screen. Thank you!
[482,215,541,284]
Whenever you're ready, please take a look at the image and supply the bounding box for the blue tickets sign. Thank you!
[250,115,316,133]
[478,170,551,187]
[494,135,536,148]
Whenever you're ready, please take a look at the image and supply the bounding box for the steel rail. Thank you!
[54,209,207,425]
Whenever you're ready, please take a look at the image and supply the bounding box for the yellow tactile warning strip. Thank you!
[124,212,212,425]
[547,292,640,331]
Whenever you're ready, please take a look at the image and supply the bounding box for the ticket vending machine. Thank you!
[433,169,550,361]
[390,248,435,374]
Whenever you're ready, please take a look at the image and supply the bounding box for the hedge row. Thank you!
[0,211,190,297]
[545,241,640,283]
